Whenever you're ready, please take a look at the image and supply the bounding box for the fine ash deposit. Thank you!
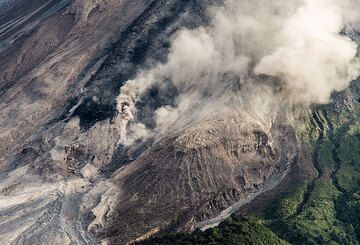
[0,0,360,244]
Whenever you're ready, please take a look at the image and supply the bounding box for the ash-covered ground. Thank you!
[1,0,360,244]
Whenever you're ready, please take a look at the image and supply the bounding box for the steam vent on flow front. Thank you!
[1,0,360,244]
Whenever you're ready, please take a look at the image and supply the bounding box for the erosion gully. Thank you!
[322,110,348,194]
[296,108,349,216]
[296,111,325,215]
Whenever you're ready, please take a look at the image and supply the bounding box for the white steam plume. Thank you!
[254,0,360,103]
[116,0,360,145]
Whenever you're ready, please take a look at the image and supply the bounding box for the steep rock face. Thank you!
[0,0,150,160]
[102,114,295,244]
[0,1,152,244]
[0,0,315,244]
[0,1,234,244]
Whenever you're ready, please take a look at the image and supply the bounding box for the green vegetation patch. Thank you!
[265,182,307,219]
[139,216,289,245]
[318,139,336,171]
[142,95,360,245]
[336,127,360,192]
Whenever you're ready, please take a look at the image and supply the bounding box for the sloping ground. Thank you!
[1,1,359,245]
[0,0,297,244]
[0,0,72,44]
[101,113,300,244]
[0,0,153,244]
[0,0,152,160]
[141,80,360,244]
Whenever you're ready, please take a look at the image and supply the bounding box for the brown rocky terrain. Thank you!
[94,109,315,244]
[0,0,355,244]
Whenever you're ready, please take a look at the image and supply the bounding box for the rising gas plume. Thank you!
[117,0,360,144]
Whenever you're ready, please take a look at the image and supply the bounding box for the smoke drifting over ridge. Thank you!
[117,0,360,144]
